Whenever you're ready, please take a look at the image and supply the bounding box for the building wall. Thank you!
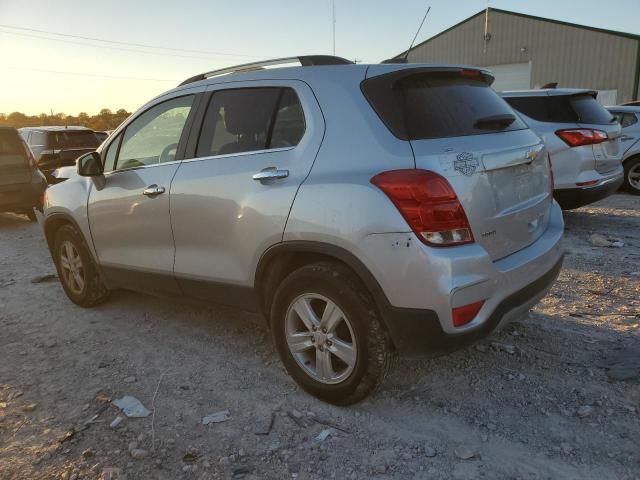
[406,10,639,103]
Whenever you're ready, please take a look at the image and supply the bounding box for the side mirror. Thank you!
[77,152,103,177]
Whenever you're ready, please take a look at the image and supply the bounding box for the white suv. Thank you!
[503,89,623,209]
[39,56,564,404]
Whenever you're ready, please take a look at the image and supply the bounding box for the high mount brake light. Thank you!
[460,69,481,78]
[556,129,608,147]
[371,169,474,247]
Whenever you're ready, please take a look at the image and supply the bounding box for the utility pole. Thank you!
[332,0,336,55]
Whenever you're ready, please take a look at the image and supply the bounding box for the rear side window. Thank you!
[363,71,525,140]
[48,131,100,149]
[506,94,616,125]
[196,87,305,157]
[611,112,638,128]
[0,130,27,168]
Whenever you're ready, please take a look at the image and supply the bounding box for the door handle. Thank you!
[252,167,289,183]
[142,184,166,196]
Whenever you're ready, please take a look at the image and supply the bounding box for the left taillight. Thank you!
[556,129,607,147]
[371,169,474,247]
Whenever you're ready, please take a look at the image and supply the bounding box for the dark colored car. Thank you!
[0,127,47,220]
[19,126,100,180]
[94,131,110,143]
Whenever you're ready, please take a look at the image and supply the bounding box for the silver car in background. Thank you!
[607,105,640,195]
[503,89,623,209]
[39,57,564,404]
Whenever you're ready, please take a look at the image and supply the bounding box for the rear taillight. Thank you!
[547,153,554,192]
[371,169,474,247]
[556,129,607,147]
[452,300,485,327]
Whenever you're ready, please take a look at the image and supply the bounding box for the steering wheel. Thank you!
[159,143,179,163]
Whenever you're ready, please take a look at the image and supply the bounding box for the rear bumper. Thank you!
[0,187,42,213]
[379,255,562,354]
[554,173,623,210]
[361,201,564,355]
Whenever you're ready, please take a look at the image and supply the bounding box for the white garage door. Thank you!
[486,62,532,91]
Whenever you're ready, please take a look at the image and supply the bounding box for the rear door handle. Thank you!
[252,167,289,182]
[142,184,165,196]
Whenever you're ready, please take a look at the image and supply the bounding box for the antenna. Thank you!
[404,5,431,61]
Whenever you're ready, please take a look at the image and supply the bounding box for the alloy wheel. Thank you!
[59,240,85,295]
[285,293,357,385]
[628,163,640,191]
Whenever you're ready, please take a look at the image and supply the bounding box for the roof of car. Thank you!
[607,105,640,113]
[19,126,93,132]
[172,62,494,93]
[501,88,597,98]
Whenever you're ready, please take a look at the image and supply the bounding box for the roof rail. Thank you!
[178,55,354,86]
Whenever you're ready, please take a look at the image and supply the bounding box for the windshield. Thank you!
[49,131,100,149]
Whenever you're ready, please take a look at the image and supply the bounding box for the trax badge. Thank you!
[454,152,479,176]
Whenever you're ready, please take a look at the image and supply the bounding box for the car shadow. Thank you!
[0,212,33,229]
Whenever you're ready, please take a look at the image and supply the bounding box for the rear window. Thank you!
[363,71,526,140]
[48,131,100,149]
[0,130,27,168]
[505,94,616,125]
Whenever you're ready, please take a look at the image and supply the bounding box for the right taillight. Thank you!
[556,129,607,147]
[371,169,474,247]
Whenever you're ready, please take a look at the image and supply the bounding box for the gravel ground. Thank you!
[0,194,639,480]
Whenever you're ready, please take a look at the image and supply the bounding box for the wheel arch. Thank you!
[255,241,389,324]
[43,213,86,255]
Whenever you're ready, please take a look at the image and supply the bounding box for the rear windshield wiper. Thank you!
[474,114,516,130]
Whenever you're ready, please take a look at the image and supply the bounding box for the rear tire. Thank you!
[25,210,37,222]
[270,262,395,405]
[624,156,640,195]
[53,224,109,307]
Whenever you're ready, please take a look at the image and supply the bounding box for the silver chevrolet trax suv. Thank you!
[40,56,564,405]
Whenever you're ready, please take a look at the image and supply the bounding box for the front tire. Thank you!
[270,262,395,405]
[624,156,640,195]
[53,224,109,307]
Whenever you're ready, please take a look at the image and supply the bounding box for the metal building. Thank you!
[399,8,640,104]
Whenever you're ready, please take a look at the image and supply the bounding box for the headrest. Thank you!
[222,90,275,135]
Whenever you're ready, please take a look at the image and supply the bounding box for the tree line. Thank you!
[0,108,132,132]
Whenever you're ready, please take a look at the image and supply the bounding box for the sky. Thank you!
[1,0,640,116]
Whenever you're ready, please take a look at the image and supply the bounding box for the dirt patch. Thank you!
[1,194,639,479]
